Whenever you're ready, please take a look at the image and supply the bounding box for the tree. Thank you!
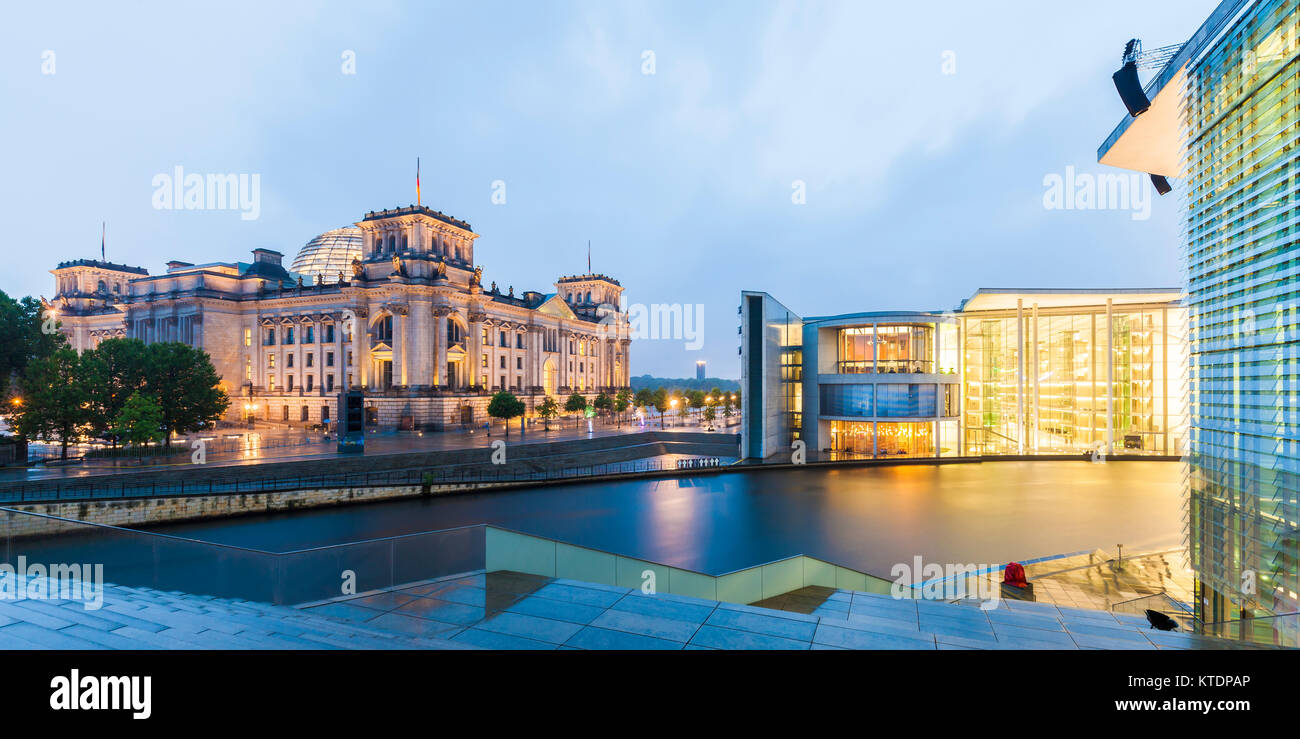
[651,388,670,429]
[143,342,230,446]
[112,391,165,448]
[0,291,65,402]
[593,392,612,421]
[11,348,90,459]
[83,338,149,446]
[687,389,706,409]
[565,393,587,428]
[537,395,559,431]
[633,388,654,413]
[613,388,632,426]
[702,402,717,428]
[487,391,526,437]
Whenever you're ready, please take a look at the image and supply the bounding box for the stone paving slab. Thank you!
[1,571,1288,650]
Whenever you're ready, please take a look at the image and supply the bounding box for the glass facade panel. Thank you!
[1181,0,1300,620]
[876,383,936,417]
[837,326,876,374]
[875,324,933,373]
[829,421,934,458]
[963,307,1185,456]
[819,384,873,417]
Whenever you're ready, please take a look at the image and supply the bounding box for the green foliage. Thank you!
[537,395,559,420]
[10,348,90,458]
[651,387,669,413]
[614,388,632,413]
[0,291,66,401]
[686,389,706,408]
[564,393,588,413]
[593,392,612,412]
[537,395,559,429]
[633,388,654,410]
[112,391,164,447]
[487,391,526,437]
[82,338,149,445]
[142,343,230,446]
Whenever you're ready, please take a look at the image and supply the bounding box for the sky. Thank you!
[0,0,1219,379]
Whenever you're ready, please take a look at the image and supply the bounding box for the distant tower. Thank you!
[696,360,706,380]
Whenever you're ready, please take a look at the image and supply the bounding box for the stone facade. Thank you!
[50,205,632,429]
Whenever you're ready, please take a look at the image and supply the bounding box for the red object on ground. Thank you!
[1003,562,1028,588]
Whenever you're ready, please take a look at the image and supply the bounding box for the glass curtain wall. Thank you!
[964,308,1185,456]
[1183,0,1300,622]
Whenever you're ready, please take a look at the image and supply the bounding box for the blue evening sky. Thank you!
[0,0,1216,378]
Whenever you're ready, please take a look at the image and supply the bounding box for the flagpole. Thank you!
[101,222,106,262]
[416,157,421,207]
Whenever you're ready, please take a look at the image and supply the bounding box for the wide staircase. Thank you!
[0,577,471,650]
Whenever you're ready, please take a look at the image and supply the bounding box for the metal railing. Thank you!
[0,455,739,504]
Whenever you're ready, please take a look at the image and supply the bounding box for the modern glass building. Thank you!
[801,311,961,460]
[741,288,1186,463]
[1098,0,1300,624]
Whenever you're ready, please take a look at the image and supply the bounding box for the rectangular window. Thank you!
[499,331,507,347]
[269,376,276,391]
[305,326,315,344]
[306,353,314,368]
[322,404,330,422]
[287,354,295,368]
[499,356,506,369]
[244,328,252,347]
[516,357,523,370]
[268,354,276,369]
[327,374,335,392]
[245,359,251,381]
[346,351,353,367]
[284,327,295,345]
[481,354,488,368]
[516,334,524,349]
[265,328,276,346]
[324,324,335,343]
[287,376,295,391]
[326,352,334,367]
[306,375,314,391]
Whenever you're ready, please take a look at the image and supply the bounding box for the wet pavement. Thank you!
[5,420,737,482]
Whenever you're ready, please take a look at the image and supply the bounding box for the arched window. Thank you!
[447,320,463,345]
[97,280,107,292]
[401,234,408,251]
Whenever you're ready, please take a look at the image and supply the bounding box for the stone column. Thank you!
[408,299,431,388]
[559,327,569,390]
[434,306,450,387]
[351,309,367,390]
[392,306,408,387]
[469,309,485,390]
[619,338,631,387]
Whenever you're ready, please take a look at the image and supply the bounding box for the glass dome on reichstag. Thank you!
[290,226,362,284]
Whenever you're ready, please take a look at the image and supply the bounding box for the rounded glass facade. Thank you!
[290,226,362,284]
